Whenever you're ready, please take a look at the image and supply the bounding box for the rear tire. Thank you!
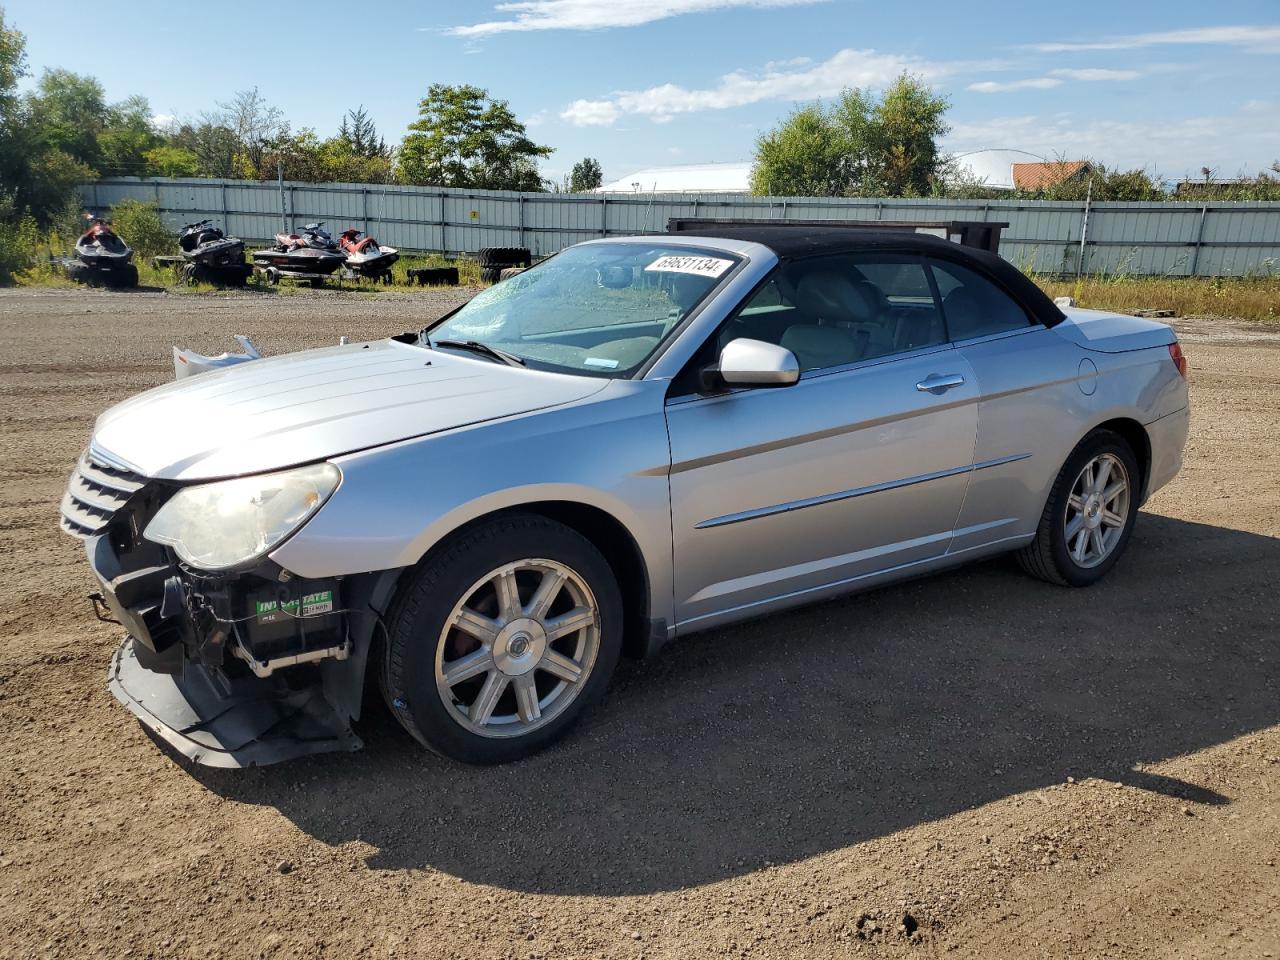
[1017,429,1141,587]
[382,514,622,764]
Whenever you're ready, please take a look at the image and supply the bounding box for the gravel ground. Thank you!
[0,287,1277,960]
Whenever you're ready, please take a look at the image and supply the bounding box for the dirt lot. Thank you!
[1,287,1278,960]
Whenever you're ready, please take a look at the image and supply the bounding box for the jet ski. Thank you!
[177,219,251,286]
[337,228,398,283]
[69,214,137,287]
[252,222,346,287]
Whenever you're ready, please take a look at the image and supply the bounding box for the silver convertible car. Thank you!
[62,225,1189,766]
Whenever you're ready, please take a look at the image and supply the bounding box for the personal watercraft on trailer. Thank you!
[337,228,398,283]
[68,214,137,287]
[252,222,346,286]
[176,219,251,286]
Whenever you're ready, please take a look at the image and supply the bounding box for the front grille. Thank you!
[60,446,148,539]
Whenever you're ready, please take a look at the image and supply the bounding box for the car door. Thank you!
[664,252,980,631]
[926,256,1077,555]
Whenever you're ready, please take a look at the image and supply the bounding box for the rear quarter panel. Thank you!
[950,326,1187,554]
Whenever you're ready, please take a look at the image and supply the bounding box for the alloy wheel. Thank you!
[1063,452,1130,568]
[434,558,600,739]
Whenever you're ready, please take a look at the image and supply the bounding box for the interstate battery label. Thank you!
[255,590,334,623]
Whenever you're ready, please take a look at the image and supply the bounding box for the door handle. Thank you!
[916,373,966,395]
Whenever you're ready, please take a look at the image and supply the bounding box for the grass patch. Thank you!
[1035,275,1280,325]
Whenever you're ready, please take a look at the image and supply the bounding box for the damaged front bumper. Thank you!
[64,445,392,767]
[86,541,382,767]
[108,636,361,768]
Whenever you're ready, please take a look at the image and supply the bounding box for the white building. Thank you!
[595,161,752,194]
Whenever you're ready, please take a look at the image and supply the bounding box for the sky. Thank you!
[6,0,1280,184]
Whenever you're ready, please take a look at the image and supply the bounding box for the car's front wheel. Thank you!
[382,514,622,763]
[1017,429,1141,587]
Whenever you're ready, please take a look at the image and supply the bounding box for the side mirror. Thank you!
[702,338,800,391]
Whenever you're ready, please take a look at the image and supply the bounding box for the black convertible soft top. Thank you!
[673,224,1066,329]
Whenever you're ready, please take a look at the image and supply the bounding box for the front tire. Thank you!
[1017,429,1140,587]
[382,514,623,763]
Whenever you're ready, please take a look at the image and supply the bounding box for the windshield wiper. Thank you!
[431,338,526,366]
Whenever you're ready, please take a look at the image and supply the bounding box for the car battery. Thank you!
[235,578,344,662]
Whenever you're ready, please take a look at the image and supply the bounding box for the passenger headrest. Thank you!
[793,271,874,323]
[779,324,860,371]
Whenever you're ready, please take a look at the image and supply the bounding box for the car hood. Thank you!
[93,339,608,481]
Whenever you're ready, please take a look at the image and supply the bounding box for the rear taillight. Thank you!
[1168,341,1188,378]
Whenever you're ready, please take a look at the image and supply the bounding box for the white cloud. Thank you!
[1034,25,1280,53]
[1048,68,1141,81]
[150,113,176,130]
[968,67,1143,93]
[448,0,822,37]
[560,47,957,126]
[945,102,1280,177]
[968,77,1063,93]
[560,98,621,127]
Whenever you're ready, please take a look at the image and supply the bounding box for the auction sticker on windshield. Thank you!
[644,255,734,278]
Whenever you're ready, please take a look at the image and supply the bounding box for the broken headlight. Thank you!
[144,463,340,571]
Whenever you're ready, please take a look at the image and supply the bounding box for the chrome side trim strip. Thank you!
[675,531,1035,632]
[694,453,1031,529]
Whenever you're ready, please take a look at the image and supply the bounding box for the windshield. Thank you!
[426,242,739,375]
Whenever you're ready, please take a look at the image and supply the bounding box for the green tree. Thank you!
[260,128,326,182]
[143,144,200,178]
[336,105,387,158]
[170,120,239,178]
[873,75,950,195]
[20,147,93,223]
[0,5,31,209]
[751,73,949,197]
[315,138,394,183]
[750,103,849,196]
[217,87,286,178]
[26,68,109,168]
[0,10,92,229]
[97,95,162,175]
[398,84,551,190]
[109,198,173,258]
[0,5,24,103]
[569,157,603,191]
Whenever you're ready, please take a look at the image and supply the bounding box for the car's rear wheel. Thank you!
[1017,429,1140,587]
[382,514,622,763]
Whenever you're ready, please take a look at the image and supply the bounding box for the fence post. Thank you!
[362,188,369,235]
[600,195,607,239]
[1190,205,1208,277]
[518,195,525,251]
[1076,183,1093,277]
[220,181,228,232]
[439,191,447,255]
[277,161,287,233]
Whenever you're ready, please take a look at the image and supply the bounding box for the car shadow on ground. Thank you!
[190,514,1279,895]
